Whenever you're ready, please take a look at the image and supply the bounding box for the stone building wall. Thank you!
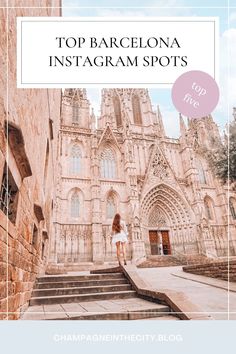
[0,1,61,320]
[0,4,7,322]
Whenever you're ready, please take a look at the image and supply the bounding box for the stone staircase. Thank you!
[137,255,182,268]
[137,254,221,268]
[183,259,236,282]
[30,273,135,306]
[22,270,180,320]
[179,254,216,265]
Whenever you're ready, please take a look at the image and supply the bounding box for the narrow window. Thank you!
[132,95,142,125]
[196,160,207,184]
[73,105,80,124]
[41,241,45,260]
[0,163,19,224]
[71,192,80,218]
[32,224,38,247]
[100,148,116,179]
[113,95,122,127]
[204,197,214,220]
[71,145,82,174]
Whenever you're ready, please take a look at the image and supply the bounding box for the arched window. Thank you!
[106,194,116,219]
[204,197,214,220]
[113,95,122,127]
[132,95,142,125]
[100,147,116,179]
[72,104,80,124]
[71,191,80,218]
[229,197,236,220]
[196,160,207,184]
[71,145,81,174]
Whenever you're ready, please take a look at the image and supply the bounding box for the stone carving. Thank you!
[148,207,167,227]
[151,150,169,180]
[57,224,92,263]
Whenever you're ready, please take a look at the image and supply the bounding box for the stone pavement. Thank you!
[171,267,236,292]
[136,266,236,320]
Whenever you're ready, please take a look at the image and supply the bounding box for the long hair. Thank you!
[112,213,121,233]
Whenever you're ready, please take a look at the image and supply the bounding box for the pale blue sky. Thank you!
[63,1,231,10]
[62,0,236,137]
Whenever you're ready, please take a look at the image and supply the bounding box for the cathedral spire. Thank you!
[233,107,236,121]
[179,113,187,136]
[187,117,191,127]
[91,107,96,131]
[99,89,117,129]
[157,105,165,136]
[179,113,188,146]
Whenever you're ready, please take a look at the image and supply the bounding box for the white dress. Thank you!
[111,220,128,244]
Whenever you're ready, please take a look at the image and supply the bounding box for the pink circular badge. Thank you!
[171,70,219,118]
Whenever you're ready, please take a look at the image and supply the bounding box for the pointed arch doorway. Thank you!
[142,184,193,257]
[147,201,171,256]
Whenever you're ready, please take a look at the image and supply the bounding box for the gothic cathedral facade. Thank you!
[49,89,236,266]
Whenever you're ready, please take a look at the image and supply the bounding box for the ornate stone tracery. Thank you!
[151,150,170,180]
[70,190,80,218]
[148,207,168,227]
[100,147,116,179]
[71,145,82,174]
[142,184,192,226]
[57,224,92,263]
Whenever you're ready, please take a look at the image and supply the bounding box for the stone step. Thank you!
[140,315,180,320]
[185,270,229,275]
[37,273,125,283]
[35,278,129,289]
[138,256,182,268]
[32,284,132,297]
[183,260,236,271]
[45,305,170,320]
[23,302,173,320]
[90,266,122,274]
[30,290,137,306]
[185,265,233,271]
[179,255,215,265]
[183,260,236,282]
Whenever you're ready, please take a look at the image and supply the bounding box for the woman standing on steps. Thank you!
[111,213,128,266]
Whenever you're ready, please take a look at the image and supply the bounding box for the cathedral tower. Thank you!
[98,89,160,134]
[62,89,91,128]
